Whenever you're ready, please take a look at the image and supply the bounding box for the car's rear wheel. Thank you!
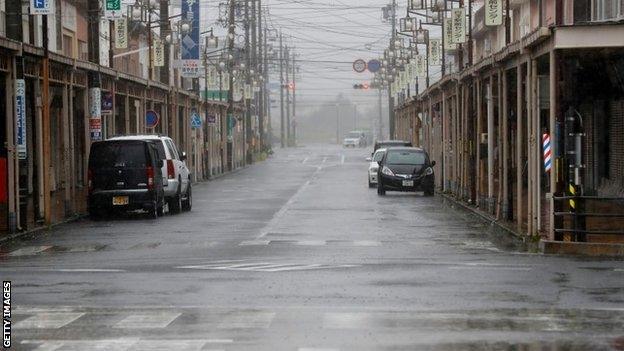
[169,183,182,214]
[377,183,386,196]
[182,183,192,211]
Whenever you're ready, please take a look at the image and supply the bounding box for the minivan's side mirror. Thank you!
[181,152,187,161]
[431,160,436,167]
[157,159,164,168]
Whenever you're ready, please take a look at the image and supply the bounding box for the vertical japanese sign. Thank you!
[443,18,456,50]
[416,55,427,78]
[244,84,252,100]
[15,79,27,159]
[429,39,441,66]
[153,39,164,67]
[104,0,122,19]
[30,0,52,15]
[114,18,128,49]
[451,7,466,44]
[89,87,102,141]
[181,0,201,77]
[485,0,503,26]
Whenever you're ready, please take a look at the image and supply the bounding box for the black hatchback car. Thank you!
[88,139,165,219]
[377,147,436,196]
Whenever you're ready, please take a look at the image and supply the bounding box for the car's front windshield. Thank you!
[386,150,425,165]
[347,132,360,138]
[373,150,385,162]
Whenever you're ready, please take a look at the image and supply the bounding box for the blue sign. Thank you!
[30,0,51,15]
[367,59,381,73]
[181,0,200,77]
[146,110,160,129]
[15,79,26,159]
[191,112,202,129]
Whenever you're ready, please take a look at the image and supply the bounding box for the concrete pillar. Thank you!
[487,76,495,212]
[476,78,482,207]
[548,50,557,240]
[516,64,523,232]
[502,69,510,220]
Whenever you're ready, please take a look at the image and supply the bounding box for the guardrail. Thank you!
[553,196,624,241]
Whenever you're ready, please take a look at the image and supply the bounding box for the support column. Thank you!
[526,59,533,236]
[548,49,557,240]
[516,64,523,232]
[487,75,494,213]
[502,68,510,220]
[476,78,482,206]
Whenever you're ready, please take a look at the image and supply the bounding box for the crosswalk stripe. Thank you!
[114,312,181,329]
[218,312,275,329]
[21,339,232,351]
[15,312,85,329]
[177,262,359,272]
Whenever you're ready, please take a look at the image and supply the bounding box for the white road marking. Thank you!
[299,348,340,351]
[8,245,53,256]
[615,268,623,272]
[131,340,221,351]
[323,312,370,329]
[239,240,270,246]
[218,311,275,329]
[178,262,359,272]
[295,240,327,246]
[21,338,139,351]
[47,269,125,273]
[256,158,326,239]
[448,266,533,271]
[352,241,381,247]
[15,312,85,329]
[114,312,181,329]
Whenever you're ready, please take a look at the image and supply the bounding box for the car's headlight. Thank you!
[381,166,394,176]
[424,167,434,176]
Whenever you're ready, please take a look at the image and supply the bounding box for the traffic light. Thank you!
[353,83,370,90]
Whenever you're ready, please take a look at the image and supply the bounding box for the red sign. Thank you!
[353,59,367,73]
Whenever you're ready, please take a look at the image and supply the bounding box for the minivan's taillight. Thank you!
[88,169,93,193]
[167,160,175,179]
[146,166,155,190]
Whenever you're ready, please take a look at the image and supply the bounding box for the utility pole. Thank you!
[160,0,170,84]
[291,52,296,147]
[244,0,251,164]
[388,0,396,139]
[378,88,384,140]
[335,104,340,145]
[226,0,236,171]
[257,0,264,151]
[279,32,285,148]
[285,46,291,147]
[264,25,271,149]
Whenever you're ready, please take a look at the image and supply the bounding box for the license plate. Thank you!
[112,196,129,206]
[402,180,414,187]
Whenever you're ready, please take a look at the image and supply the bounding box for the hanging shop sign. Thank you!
[180,0,201,77]
[15,79,27,160]
[443,18,456,50]
[429,39,441,66]
[101,91,113,115]
[153,39,164,67]
[416,55,427,78]
[451,8,466,44]
[30,0,52,15]
[244,84,252,100]
[485,0,503,26]
[115,18,128,49]
[89,87,102,141]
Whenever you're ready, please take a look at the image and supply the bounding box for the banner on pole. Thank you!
[429,39,441,66]
[485,0,503,26]
[416,55,427,78]
[181,0,201,77]
[15,79,27,159]
[443,18,456,50]
[89,87,102,141]
[153,39,164,67]
[114,18,127,49]
[451,7,466,44]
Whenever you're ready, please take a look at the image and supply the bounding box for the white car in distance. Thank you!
[343,131,364,148]
[366,148,386,188]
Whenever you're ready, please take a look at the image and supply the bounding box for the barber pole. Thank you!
[543,133,552,173]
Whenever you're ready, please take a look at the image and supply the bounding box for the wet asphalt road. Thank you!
[1,144,624,351]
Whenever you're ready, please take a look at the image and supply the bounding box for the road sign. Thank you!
[104,0,122,19]
[367,59,381,73]
[191,112,202,129]
[30,0,52,15]
[146,110,160,129]
[353,59,367,73]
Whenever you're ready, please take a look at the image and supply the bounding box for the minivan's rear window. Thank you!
[90,141,147,168]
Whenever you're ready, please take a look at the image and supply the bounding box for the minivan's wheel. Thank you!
[377,183,386,196]
[169,183,182,214]
[182,183,192,211]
